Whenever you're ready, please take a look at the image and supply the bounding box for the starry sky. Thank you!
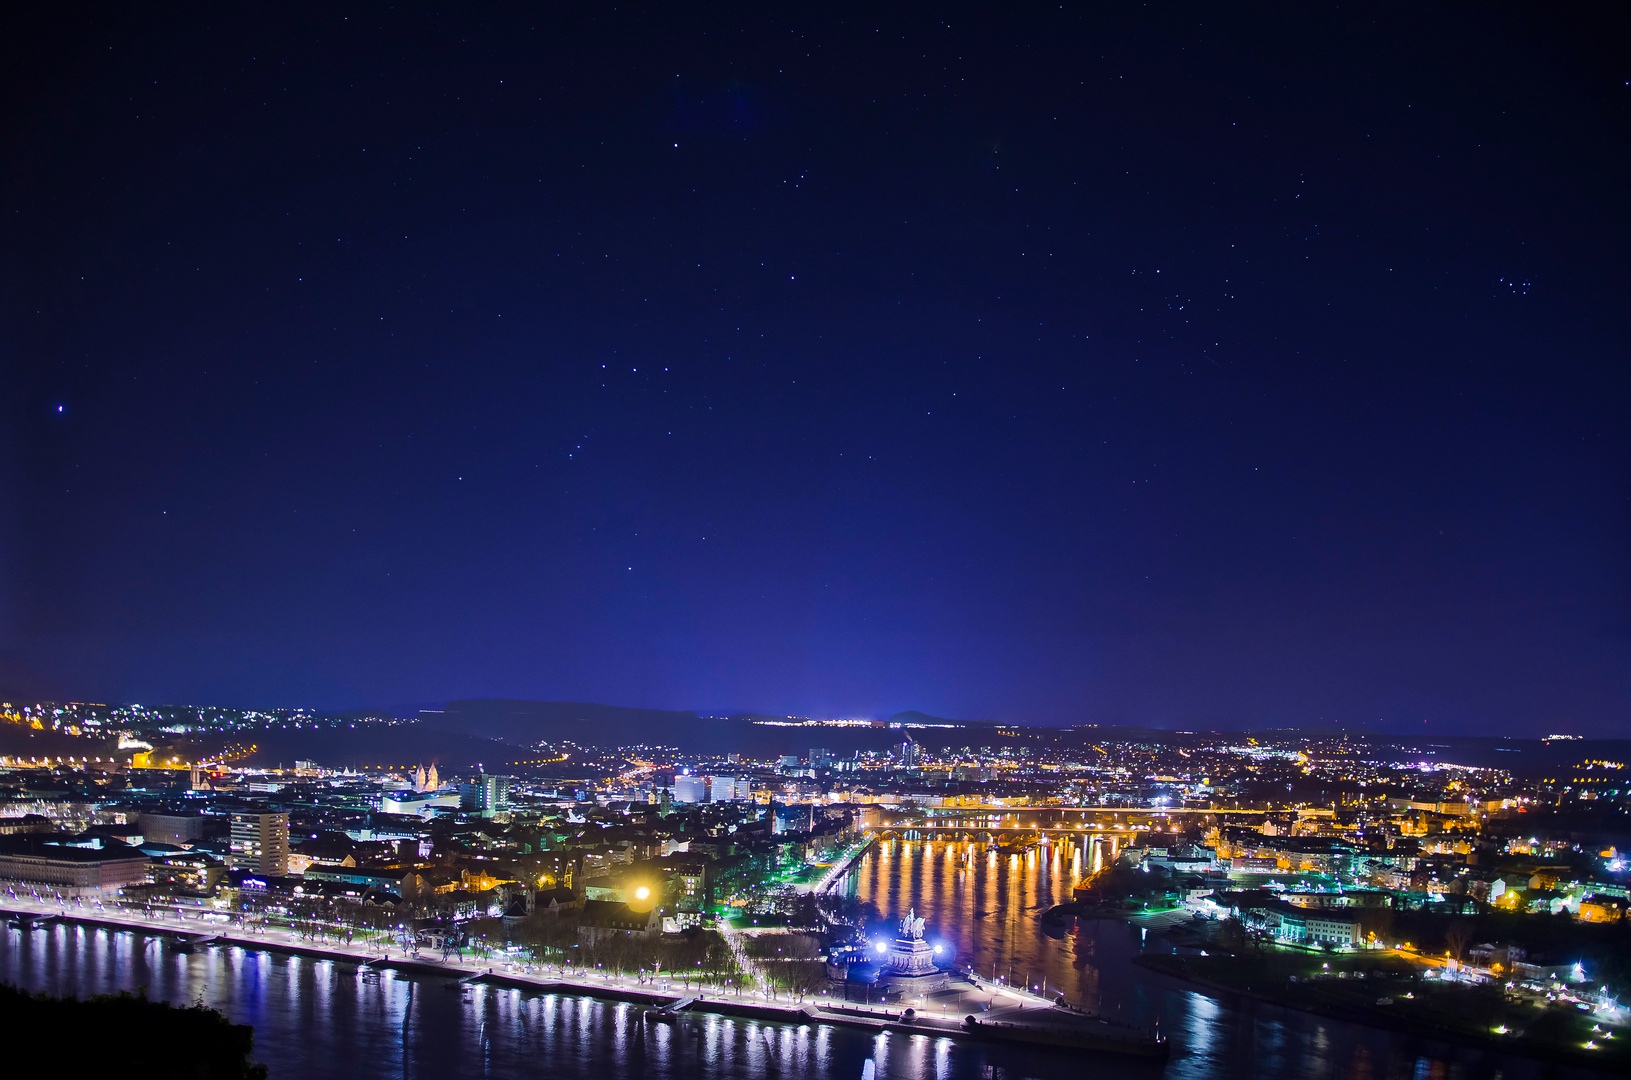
[1,3,1627,735]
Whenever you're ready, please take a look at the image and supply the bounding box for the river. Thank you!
[0,838,1608,1079]
[845,836,1606,1079]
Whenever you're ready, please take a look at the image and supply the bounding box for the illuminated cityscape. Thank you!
[1,2,1625,1078]
[1,699,1629,1072]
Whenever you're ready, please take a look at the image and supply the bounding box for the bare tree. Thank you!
[1358,905,1395,948]
[1444,920,1474,964]
[1218,915,1248,955]
[782,936,829,1002]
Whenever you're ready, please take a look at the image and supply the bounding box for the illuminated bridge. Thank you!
[882,806,1267,834]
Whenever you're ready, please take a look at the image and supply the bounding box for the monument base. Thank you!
[880,968,950,996]
[882,934,949,995]
[877,909,949,998]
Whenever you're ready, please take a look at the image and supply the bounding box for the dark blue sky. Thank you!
[2,2,1627,734]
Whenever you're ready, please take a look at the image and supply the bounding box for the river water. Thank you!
[846,837,1602,1080]
[0,837,1607,1079]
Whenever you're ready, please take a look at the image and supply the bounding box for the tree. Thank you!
[1246,923,1272,959]
[1358,904,1396,948]
[1444,919,1474,964]
[1218,915,1248,955]
[781,936,829,1002]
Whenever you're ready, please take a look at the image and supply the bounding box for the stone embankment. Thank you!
[3,901,1166,1058]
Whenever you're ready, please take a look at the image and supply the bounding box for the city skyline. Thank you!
[0,680,1628,1073]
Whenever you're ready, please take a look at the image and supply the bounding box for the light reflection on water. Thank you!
[0,845,1610,1080]
[2,920,1111,1080]
[847,837,1607,1080]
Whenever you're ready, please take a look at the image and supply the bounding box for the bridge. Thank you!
[866,804,1276,844]
[897,805,1270,817]
[879,806,1269,832]
[874,824,1127,841]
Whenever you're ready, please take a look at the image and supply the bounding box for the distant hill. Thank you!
[430,700,993,757]
[237,723,532,772]
[0,722,121,761]
[432,700,703,748]
[888,709,993,727]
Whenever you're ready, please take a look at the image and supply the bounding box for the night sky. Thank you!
[1,3,1627,734]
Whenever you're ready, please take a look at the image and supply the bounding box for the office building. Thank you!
[709,775,751,802]
[0,836,151,897]
[461,774,511,819]
[228,811,289,877]
[137,812,205,847]
[672,774,708,803]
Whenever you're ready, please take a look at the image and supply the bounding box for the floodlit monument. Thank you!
[882,909,950,994]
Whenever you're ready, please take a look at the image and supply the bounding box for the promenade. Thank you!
[0,895,1163,1055]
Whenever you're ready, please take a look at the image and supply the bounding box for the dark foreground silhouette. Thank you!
[0,982,267,1078]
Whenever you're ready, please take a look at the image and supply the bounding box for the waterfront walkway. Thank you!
[0,896,1161,1055]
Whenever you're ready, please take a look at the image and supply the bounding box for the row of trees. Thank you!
[484,913,749,987]
[738,931,829,1001]
[490,912,835,1001]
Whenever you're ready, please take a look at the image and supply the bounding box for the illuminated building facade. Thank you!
[228,811,290,877]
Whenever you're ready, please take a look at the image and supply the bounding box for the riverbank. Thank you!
[1134,951,1627,1074]
[2,901,1163,1058]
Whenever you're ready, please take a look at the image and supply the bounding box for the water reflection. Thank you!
[847,837,1606,1080]
[0,865,1610,1080]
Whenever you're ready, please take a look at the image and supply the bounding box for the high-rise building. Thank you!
[461,774,511,818]
[672,774,708,803]
[809,748,833,767]
[229,811,289,877]
[709,775,751,802]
